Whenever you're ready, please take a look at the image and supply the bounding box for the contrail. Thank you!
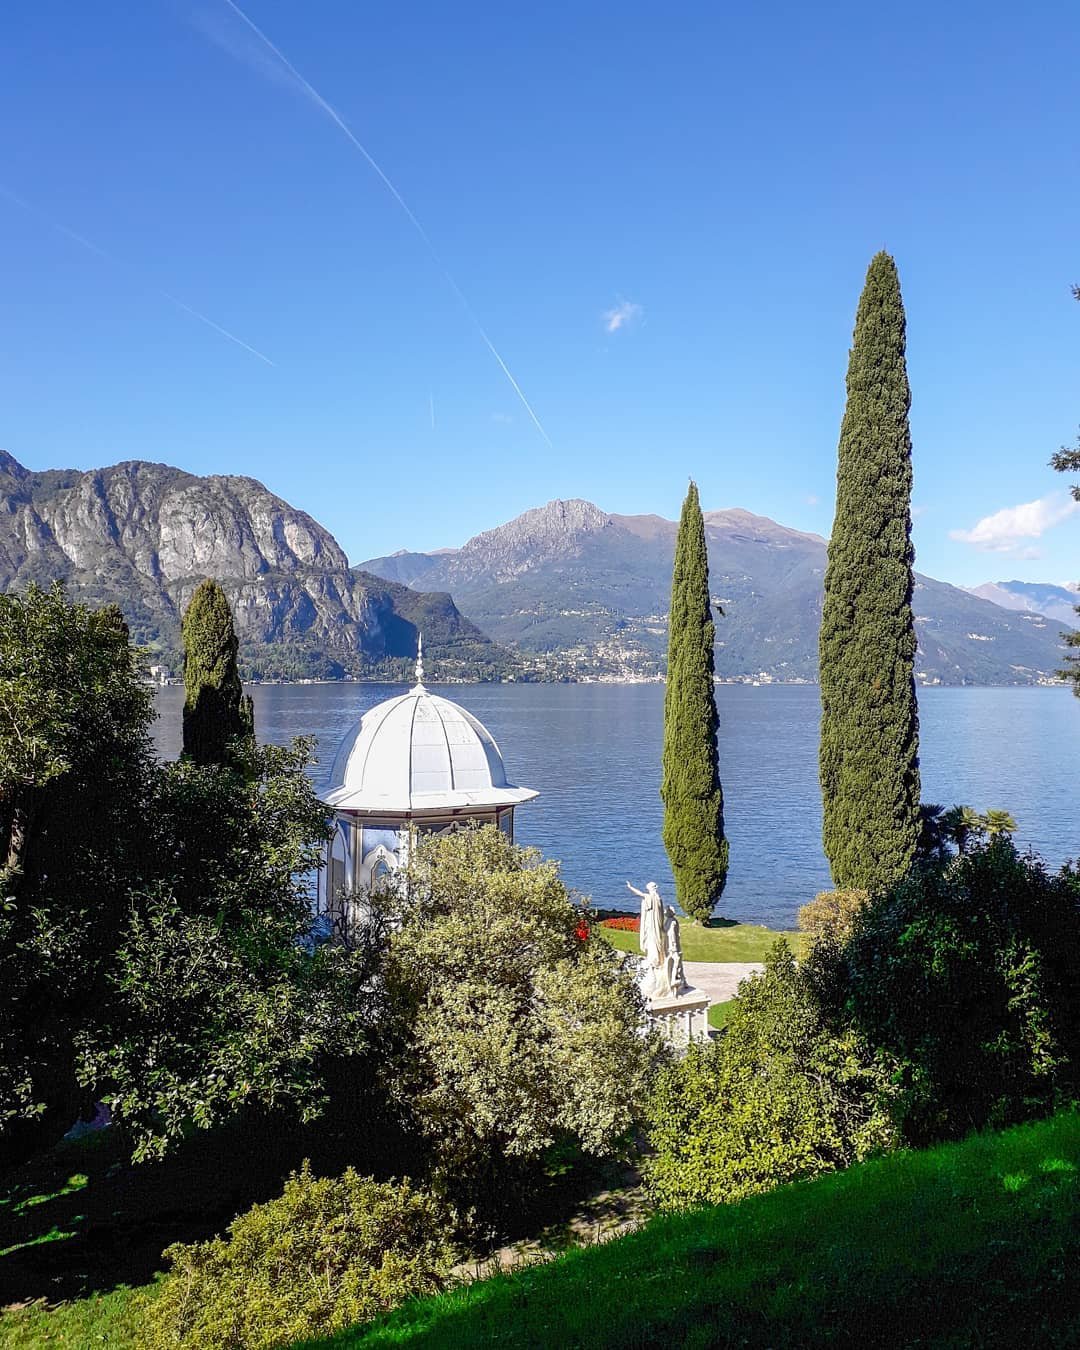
[218,0,552,447]
[0,185,274,366]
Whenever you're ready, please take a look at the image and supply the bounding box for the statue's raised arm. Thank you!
[626,881,648,900]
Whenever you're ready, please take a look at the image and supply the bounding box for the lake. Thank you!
[152,683,1080,930]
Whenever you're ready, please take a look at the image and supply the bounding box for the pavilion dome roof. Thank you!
[324,672,538,815]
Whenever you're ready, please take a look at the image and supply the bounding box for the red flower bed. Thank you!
[601,916,640,932]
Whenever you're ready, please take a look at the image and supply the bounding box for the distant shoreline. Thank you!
[153,675,1071,692]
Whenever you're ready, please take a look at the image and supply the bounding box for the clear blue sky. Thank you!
[1,0,1078,585]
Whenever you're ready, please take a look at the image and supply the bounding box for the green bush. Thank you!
[384,826,658,1216]
[797,887,868,945]
[813,840,1080,1144]
[645,944,898,1208]
[134,1164,454,1350]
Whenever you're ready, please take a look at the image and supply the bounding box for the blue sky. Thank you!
[1,1,1078,585]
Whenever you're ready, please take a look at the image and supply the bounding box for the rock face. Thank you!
[362,499,1074,685]
[0,452,504,679]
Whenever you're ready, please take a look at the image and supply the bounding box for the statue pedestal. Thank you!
[646,986,710,1046]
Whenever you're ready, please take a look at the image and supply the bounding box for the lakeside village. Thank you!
[143,655,1066,690]
[5,253,1080,1349]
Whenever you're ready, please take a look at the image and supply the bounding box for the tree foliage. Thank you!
[661,480,727,922]
[78,741,372,1162]
[136,1163,453,1349]
[0,583,369,1163]
[919,803,1017,859]
[819,252,921,892]
[645,944,898,1208]
[182,579,254,766]
[813,841,1080,1145]
[383,826,657,1215]
[0,584,156,1156]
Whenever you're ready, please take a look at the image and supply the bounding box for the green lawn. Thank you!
[707,999,735,1031]
[316,1110,1080,1349]
[0,1285,146,1348]
[599,920,804,963]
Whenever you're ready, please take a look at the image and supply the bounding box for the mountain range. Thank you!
[964,580,1080,629]
[361,499,1074,686]
[0,452,507,680]
[0,450,1070,686]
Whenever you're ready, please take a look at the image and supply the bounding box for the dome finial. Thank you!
[414,632,425,689]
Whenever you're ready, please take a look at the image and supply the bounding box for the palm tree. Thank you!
[943,805,986,855]
[917,804,951,862]
[982,809,1019,839]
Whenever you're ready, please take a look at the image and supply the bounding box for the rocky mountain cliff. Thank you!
[362,499,1073,685]
[0,452,507,680]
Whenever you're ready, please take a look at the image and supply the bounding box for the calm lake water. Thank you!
[153,683,1080,930]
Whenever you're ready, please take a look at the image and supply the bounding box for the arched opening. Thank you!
[325,828,349,922]
[358,843,399,891]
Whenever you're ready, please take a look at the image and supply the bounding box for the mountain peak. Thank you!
[0,450,28,480]
[462,498,608,552]
[491,498,608,536]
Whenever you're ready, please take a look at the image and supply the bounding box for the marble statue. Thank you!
[663,905,686,994]
[627,881,686,1000]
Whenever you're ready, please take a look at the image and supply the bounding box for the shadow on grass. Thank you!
[0,1062,420,1307]
[0,1067,639,1310]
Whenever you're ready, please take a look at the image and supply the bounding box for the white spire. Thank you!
[413,632,425,689]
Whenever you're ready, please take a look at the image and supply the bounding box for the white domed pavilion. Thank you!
[318,639,538,922]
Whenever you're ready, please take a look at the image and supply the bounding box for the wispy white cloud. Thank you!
[490,412,513,425]
[805,493,819,507]
[949,492,1080,554]
[602,299,642,334]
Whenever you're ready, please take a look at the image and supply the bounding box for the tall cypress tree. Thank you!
[181,578,254,766]
[661,481,728,923]
[819,252,920,891]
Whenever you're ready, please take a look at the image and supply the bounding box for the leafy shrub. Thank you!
[813,841,1080,1144]
[645,943,898,1208]
[135,1163,453,1349]
[383,826,659,1215]
[797,888,868,945]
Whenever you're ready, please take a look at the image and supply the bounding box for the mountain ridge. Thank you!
[0,455,1069,687]
[964,579,1080,629]
[360,498,1073,685]
[0,451,510,681]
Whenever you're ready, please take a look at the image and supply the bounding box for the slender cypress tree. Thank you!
[661,481,728,923]
[819,252,920,891]
[181,578,255,766]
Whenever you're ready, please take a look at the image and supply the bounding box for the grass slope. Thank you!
[317,1111,1080,1349]
[599,920,804,963]
[0,1286,144,1348]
